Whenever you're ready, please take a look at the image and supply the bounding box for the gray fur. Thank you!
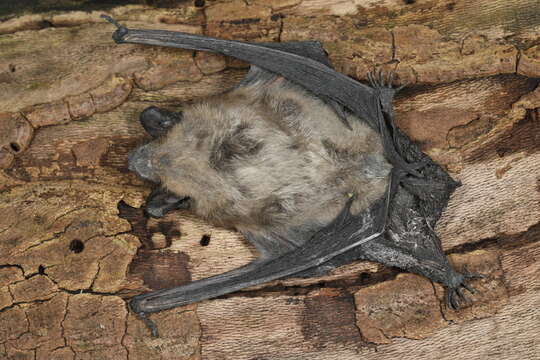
[102,18,476,337]
[141,79,391,241]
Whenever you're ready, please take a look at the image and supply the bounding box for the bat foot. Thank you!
[367,69,394,88]
[367,69,407,93]
[403,158,430,177]
[367,69,407,115]
[445,272,483,310]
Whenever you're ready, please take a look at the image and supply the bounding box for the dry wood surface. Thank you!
[0,1,539,359]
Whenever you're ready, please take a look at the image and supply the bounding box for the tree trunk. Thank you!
[0,1,538,359]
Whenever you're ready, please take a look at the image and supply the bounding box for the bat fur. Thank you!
[102,15,483,337]
[136,77,391,240]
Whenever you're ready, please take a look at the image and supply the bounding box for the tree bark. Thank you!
[0,1,538,359]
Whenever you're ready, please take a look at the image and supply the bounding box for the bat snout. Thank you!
[128,143,160,183]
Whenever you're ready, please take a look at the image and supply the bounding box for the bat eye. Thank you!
[140,106,183,138]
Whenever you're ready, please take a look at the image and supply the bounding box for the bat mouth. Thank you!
[128,143,160,183]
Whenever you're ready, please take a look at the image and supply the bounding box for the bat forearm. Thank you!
[130,260,266,314]
[131,198,377,315]
[101,15,380,125]
[100,14,478,337]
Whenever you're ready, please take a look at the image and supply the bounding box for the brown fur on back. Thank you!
[154,79,391,242]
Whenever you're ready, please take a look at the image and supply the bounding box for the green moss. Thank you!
[26,82,48,90]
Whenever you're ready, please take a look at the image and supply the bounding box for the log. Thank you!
[0,1,538,359]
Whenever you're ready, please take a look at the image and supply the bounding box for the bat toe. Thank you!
[444,271,483,310]
[367,69,406,91]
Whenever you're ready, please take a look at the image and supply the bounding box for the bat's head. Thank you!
[127,103,242,222]
[127,106,212,185]
[127,106,183,183]
[127,88,391,231]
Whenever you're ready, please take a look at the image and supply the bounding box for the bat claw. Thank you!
[389,71,396,86]
[445,271,483,310]
[378,69,385,86]
[138,311,160,337]
[456,287,471,304]
[462,281,477,294]
[101,14,129,43]
[366,70,375,87]
[131,298,160,337]
[396,81,410,92]
[446,290,460,310]
[367,69,404,92]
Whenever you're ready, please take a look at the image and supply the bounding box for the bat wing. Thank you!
[102,16,474,336]
[101,15,377,127]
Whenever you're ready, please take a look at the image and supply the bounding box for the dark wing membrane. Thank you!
[101,16,379,128]
[237,41,333,87]
[102,17,465,334]
[130,195,384,314]
[259,41,334,68]
[102,15,460,278]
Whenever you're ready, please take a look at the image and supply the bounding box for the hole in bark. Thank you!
[200,234,211,246]
[9,143,20,152]
[69,239,85,253]
[271,14,280,21]
[403,0,415,4]
[194,0,205,7]
[40,20,53,28]
[8,64,16,72]
[358,272,371,282]
[38,265,46,275]
[496,147,511,157]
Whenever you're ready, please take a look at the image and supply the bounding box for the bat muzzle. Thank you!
[128,143,160,183]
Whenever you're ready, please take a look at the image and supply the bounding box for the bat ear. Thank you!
[140,106,183,138]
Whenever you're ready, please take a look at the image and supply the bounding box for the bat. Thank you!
[102,15,483,337]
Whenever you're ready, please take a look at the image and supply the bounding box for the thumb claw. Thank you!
[101,14,121,28]
[101,14,129,43]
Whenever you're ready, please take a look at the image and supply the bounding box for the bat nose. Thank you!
[128,143,160,183]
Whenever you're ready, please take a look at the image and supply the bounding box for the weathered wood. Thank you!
[0,1,539,359]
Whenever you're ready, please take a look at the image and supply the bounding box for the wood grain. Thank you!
[0,1,538,359]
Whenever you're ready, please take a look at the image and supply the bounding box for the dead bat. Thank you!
[102,15,483,337]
